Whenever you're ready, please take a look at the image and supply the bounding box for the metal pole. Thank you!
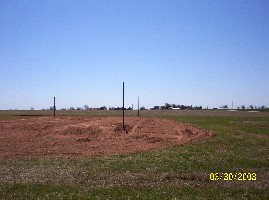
[138,96,139,117]
[54,97,55,117]
[123,82,125,130]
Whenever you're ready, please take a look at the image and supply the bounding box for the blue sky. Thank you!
[0,0,268,110]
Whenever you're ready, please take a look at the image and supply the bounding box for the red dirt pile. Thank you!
[0,117,214,158]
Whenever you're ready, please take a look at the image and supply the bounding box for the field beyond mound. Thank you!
[0,116,213,158]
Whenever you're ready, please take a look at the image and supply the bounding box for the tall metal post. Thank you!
[138,96,140,117]
[123,82,125,130]
[54,97,55,117]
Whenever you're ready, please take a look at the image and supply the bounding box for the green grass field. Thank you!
[0,110,268,199]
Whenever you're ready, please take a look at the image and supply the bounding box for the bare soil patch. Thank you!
[0,117,214,158]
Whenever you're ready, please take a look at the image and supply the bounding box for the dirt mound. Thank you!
[113,124,133,134]
[0,117,214,158]
[61,126,102,135]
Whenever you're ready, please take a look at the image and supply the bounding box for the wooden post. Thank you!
[54,97,55,117]
[138,96,140,117]
[123,82,125,130]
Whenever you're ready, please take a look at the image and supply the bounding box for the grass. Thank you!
[0,110,268,199]
[0,184,267,199]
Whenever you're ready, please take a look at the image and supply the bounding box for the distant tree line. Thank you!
[26,104,268,111]
[238,105,267,110]
[219,105,268,110]
[148,103,203,110]
[45,105,134,111]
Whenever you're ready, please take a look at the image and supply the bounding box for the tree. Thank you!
[220,105,228,109]
[165,103,171,109]
[180,105,187,110]
[241,105,245,110]
[84,105,89,110]
[100,106,107,110]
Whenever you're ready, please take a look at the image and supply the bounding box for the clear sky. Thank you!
[1,0,268,110]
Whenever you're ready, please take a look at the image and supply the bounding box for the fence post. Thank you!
[54,97,55,117]
[123,82,125,130]
[138,96,140,117]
